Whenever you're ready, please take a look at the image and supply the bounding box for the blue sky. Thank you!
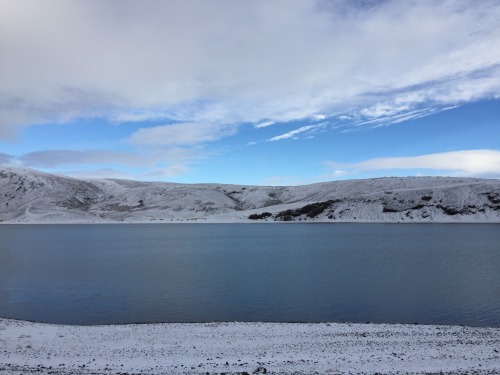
[1,0,500,185]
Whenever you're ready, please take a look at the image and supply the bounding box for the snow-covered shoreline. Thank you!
[3,219,500,224]
[1,318,499,374]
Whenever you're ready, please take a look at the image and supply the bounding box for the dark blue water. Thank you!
[0,224,499,326]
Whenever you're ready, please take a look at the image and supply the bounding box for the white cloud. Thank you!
[140,165,190,179]
[326,150,500,178]
[12,148,199,179]
[268,123,325,141]
[268,125,315,141]
[360,103,411,119]
[254,121,275,128]
[110,111,168,123]
[312,114,326,121]
[1,0,500,138]
[20,150,150,168]
[129,122,236,146]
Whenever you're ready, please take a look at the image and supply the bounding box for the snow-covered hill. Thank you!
[1,168,500,223]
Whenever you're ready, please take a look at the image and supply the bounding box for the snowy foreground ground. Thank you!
[1,319,499,374]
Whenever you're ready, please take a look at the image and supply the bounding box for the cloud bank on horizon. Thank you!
[1,0,500,183]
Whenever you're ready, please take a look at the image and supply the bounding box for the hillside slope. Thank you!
[1,168,500,223]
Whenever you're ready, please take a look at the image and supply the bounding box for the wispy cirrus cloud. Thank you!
[1,0,500,140]
[325,149,500,178]
[254,121,275,129]
[268,123,326,141]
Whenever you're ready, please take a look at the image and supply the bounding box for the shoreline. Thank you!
[2,220,500,224]
[1,318,499,374]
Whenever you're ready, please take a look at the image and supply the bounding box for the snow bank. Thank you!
[1,318,499,374]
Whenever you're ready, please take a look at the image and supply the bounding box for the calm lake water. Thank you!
[0,224,499,326]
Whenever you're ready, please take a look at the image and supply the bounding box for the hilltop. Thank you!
[1,168,499,223]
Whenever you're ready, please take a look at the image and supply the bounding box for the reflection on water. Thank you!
[0,224,499,326]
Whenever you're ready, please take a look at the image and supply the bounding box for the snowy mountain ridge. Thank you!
[1,167,500,223]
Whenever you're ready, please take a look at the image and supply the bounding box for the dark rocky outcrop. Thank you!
[275,200,337,221]
[382,207,399,213]
[248,212,272,220]
[437,205,460,215]
[487,193,500,204]
[411,204,427,210]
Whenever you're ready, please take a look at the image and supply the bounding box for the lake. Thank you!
[0,224,499,326]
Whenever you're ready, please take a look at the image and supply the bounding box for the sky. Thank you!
[1,0,500,185]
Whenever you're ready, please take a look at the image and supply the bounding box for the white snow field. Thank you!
[1,318,499,374]
[1,167,500,223]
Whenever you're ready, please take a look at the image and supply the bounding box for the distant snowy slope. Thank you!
[1,168,500,223]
